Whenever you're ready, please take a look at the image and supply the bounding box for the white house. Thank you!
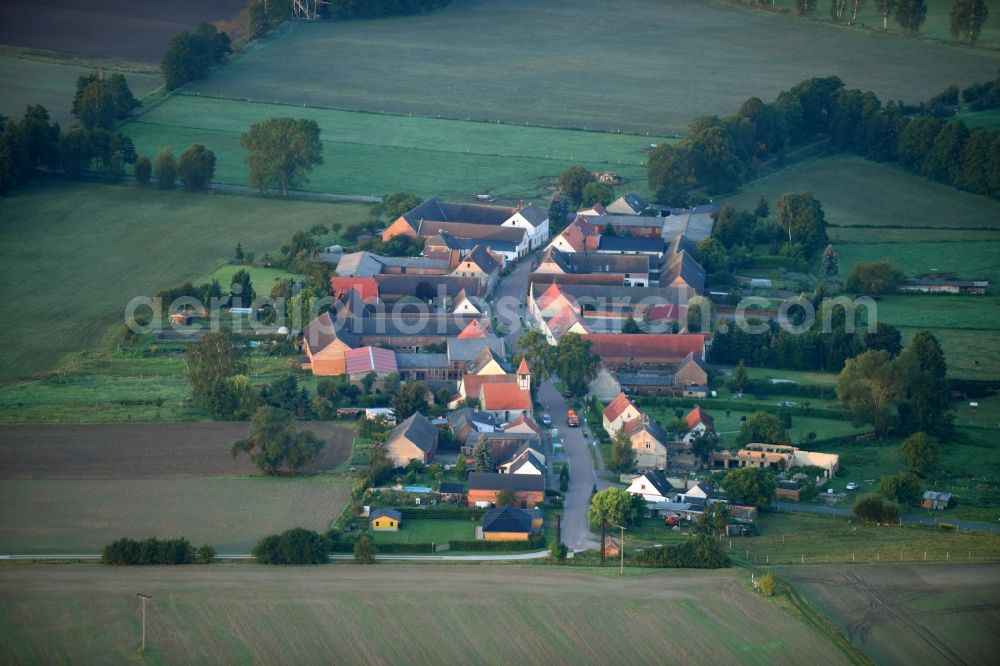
[503,204,550,251]
[677,480,714,503]
[627,470,675,503]
[499,447,546,476]
[682,405,715,444]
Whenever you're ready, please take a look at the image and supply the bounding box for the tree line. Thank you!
[648,73,1000,206]
[101,537,215,565]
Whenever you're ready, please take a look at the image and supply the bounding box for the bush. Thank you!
[252,527,330,564]
[449,534,546,551]
[353,534,376,563]
[101,537,194,565]
[853,493,901,524]
[634,535,729,569]
[134,155,151,184]
[939,523,955,531]
[759,571,776,596]
[196,543,216,564]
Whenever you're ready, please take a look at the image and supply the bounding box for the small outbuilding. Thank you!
[371,508,402,531]
[921,491,952,511]
[480,506,533,541]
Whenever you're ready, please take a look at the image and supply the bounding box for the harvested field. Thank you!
[784,564,1000,665]
[0,422,354,479]
[0,565,855,664]
[0,476,351,554]
[0,0,246,63]
[188,0,1000,134]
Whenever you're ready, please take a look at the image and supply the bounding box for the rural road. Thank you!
[772,501,1000,534]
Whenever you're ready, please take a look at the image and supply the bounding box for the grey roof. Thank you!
[902,279,989,287]
[481,506,533,533]
[662,250,706,293]
[339,315,480,339]
[668,234,700,259]
[468,472,545,492]
[303,311,359,351]
[583,213,661,229]
[447,337,506,363]
[387,412,438,454]
[635,470,674,497]
[923,490,953,501]
[401,197,516,228]
[607,193,649,215]
[379,256,450,270]
[439,482,466,494]
[395,353,450,369]
[777,480,801,490]
[371,508,402,521]
[554,283,684,305]
[515,204,548,227]
[597,236,666,254]
[335,251,385,278]
[428,231,519,254]
[661,213,714,243]
[374,275,484,299]
[447,407,497,429]
[542,247,649,275]
[463,244,500,276]
[615,371,676,387]
[628,415,669,446]
[504,449,545,474]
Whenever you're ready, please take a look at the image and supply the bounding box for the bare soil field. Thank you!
[0,565,854,664]
[0,0,246,63]
[783,564,1000,665]
[0,422,353,479]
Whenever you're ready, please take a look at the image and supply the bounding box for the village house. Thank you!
[602,392,642,434]
[775,480,801,501]
[438,482,466,503]
[479,506,535,541]
[534,247,651,287]
[446,407,496,445]
[503,413,542,439]
[449,244,502,294]
[676,479,714,503]
[659,205,719,243]
[682,406,715,444]
[383,412,439,467]
[626,470,676,503]
[498,447,546,476]
[501,203,550,250]
[580,213,663,238]
[370,508,402,531]
[547,216,601,253]
[467,472,545,509]
[626,415,670,470]
[329,251,452,277]
[606,192,650,216]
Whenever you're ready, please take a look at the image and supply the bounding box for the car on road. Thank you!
[540,413,552,426]
[846,482,858,491]
[566,410,580,427]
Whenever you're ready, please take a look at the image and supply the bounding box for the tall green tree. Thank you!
[547,192,572,229]
[722,467,777,507]
[906,331,953,436]
[690,429,719,468]
[895,0,928,34]
[900,431,939,473]
[232,406,325,475]
[581,180,615,207]
[153,147,177,189]
[185,329,249,406]
[178,143,216,191]
[556,165,596,206]
[821,244,839,277]
[134,155,151,184]
[878,471,922,505]
[775,192,827,255]
[18,104,60,170]
[875,0,898,29]
[729,360,750,395]
[553,332,601,396]
[241,117,323,196]
[588,487,645,528]
[161,23,232,90]
[72,72,139,130]
[370,191,422,222]
[837,349,911,435]
[950,0,990,44]
[390,381,428,420]
[513,329,553,387]
[472,434,493,472]
[609,429,636,473]
[230,268,256,306]
[647,143,693,206]
[736,411,788,446]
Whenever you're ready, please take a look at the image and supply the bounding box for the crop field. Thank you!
[124,95,670,199]
[0,475,351,554]
[0,55,161,125]
[0,565,858,664]
[761,0,1000,49]
[0,181,369,384]
[725,153,1000,379]
[185,0,1000,135]
[783,564,1000,665]
[0,422,353,479]
[0,0,246,63]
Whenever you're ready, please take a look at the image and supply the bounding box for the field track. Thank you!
[0,565,854,665]
[784,564,1000,665]
[0,0,245,62]
[0,422,353,478]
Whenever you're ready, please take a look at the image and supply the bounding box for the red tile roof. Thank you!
[457,319,489,339]
[461,373,517,399]
[603,392,637,423]
[481,383,532,411]
[503,414,541,436]
[645,303,680,323]
[685,405,714,430]
[582,334,705,361]
[330,277,379,303]
[517,357,531,375]
[344,346,398,374]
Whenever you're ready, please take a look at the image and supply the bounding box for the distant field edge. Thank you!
[0,44,160,74]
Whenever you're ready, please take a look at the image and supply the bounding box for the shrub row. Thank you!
[101,537,198,565]
[449,535,546,551]
[742,379,837,400]
[633,535,729,569]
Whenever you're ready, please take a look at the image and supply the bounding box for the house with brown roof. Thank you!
[582,334,706,370]
[682,406,715,444]
[548,216,600,253]
[384,412,439,467]
[480,382,532,423]
[330,277,380,303]
[603,392,642,434]
[467,472,545,509]
[503,413,542,439]
[344,346,398,387]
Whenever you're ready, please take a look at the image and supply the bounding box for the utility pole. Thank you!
[600,516,607,565]
[613,524,626,575]
[137,593,152,654]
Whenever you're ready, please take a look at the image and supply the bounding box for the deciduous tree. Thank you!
[588,487,645,528]
[895,0,928,35]
[878,471,922,505]
[900,431,939,473]
[185,330,249,406]
[241,117,323,195]
[153,147,177,189]
[72,72,139,130]
[390,381,428,420]
[231,406,325,475]
[736,411,788,446]
[722,467,777,507]
[950,0,990,45]
[553,332,600,396]
[609,428,636,473]
[178,143,216,191]
[556,165,596,206]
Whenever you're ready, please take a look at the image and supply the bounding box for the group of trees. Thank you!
[722,466,778,507]
[634,534,729,568]
[162,23,231,90]
[853,493,902,523]
[845,260,904,295]
[231,406,326,475]
[709,292,903,374]
[101,537,213,565]
[555,165,615,208]
[135,144,217,191]
[253,527,330,564]
[837,331,953,437]
[513,330,601,396]
[790,0,987,44]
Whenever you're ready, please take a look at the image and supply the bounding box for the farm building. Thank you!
[774,480,801,501]
[898,279,988,295]
[480,506,534,541]
[921,491,953,510]
[606,193,649,216]
[467,472,545,509]
[371,508,402,531]
[438,482,466,502]
[384,412,439,467]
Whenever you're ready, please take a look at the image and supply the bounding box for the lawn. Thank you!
[0,475,351,554]
[957,107,1000,129]
[785,564,1000,666]
[184,0,1000,135]
[0,565,858,664]
[738,512,1000,565]
[370,519,475,545]
[0,181,369,384]
[196,264,304,292]
[0,55,161,125]
[761,0,1000,49]
[124,94,671,199]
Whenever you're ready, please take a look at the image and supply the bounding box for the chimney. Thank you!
[518,199,524,211]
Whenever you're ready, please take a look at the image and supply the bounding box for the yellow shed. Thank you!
[370,508,402,531]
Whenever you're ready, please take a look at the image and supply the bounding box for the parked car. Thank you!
[664,516,680,527]
[563,389,573,398]
[566,410,580,427]
[846,482,858,491]
[540,413,552,426]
